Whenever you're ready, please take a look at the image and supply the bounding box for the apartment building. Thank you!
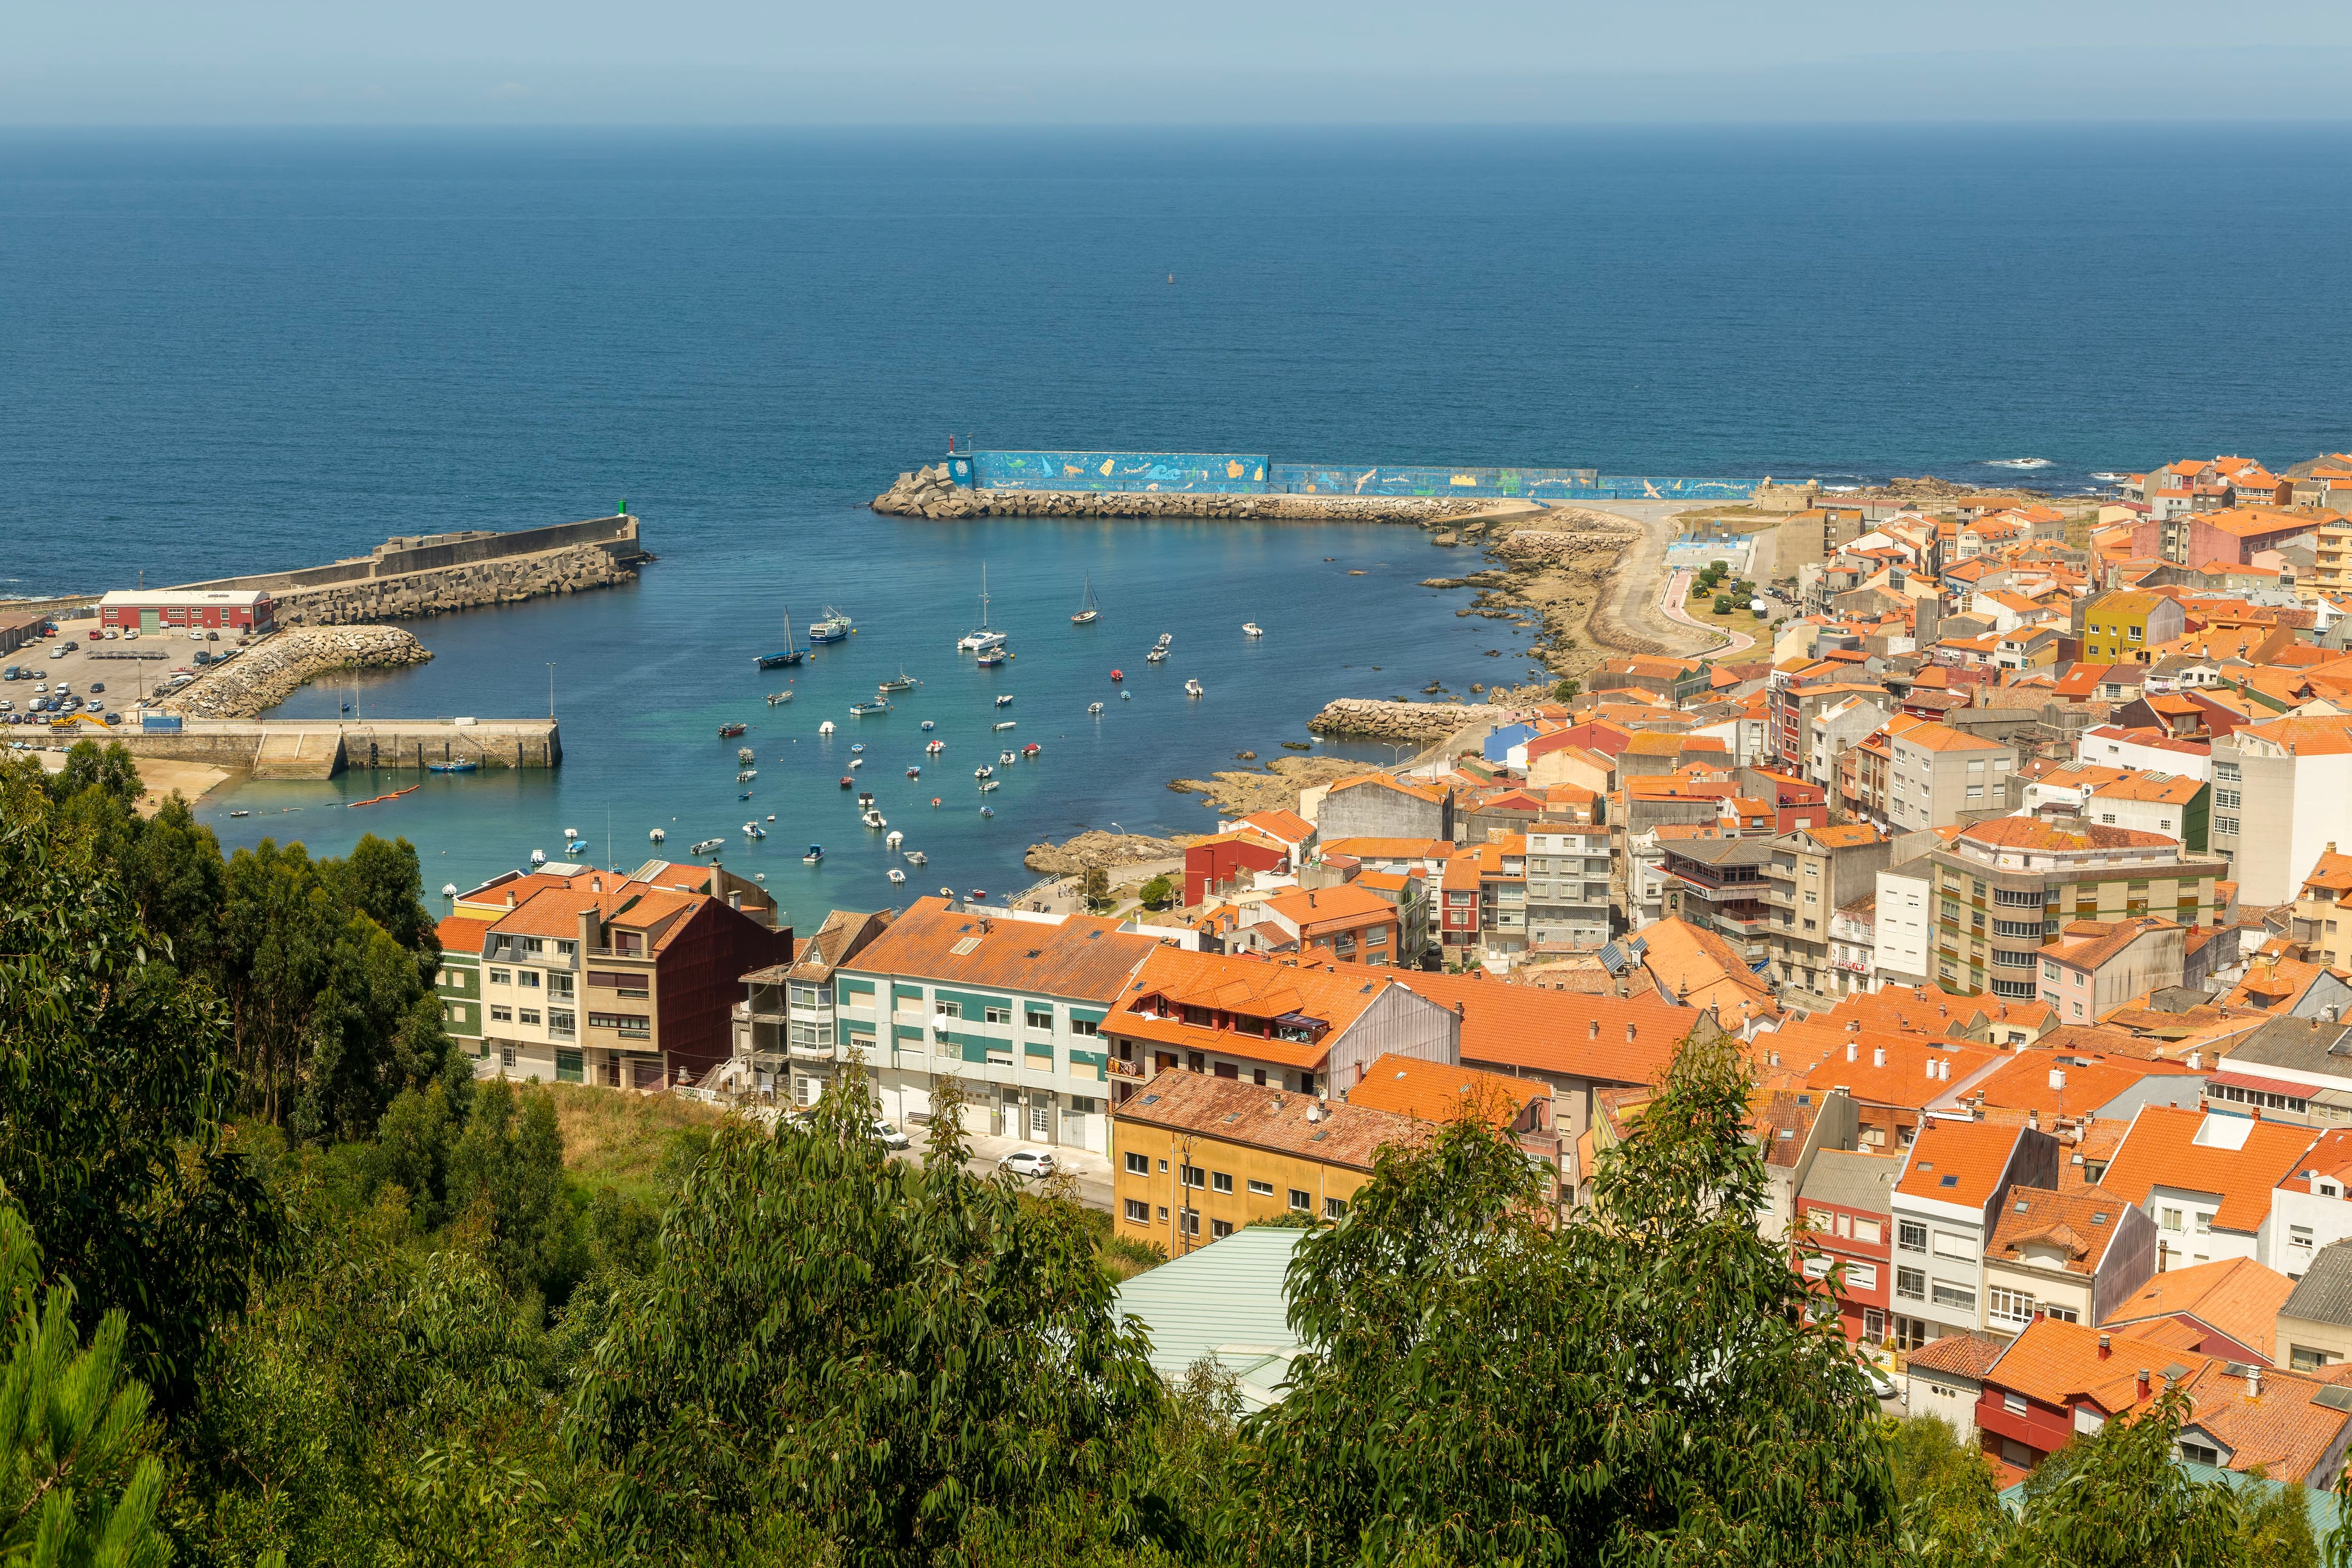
[2213,716,2352,906]
[1886,722,2017,832]
[433,915,491,1045]
[1890,1117,2061,1349]
[735,907,897,1108]
[1523,826,1612,950]
[826,898,1156,1153]
[1112,1070,1414,1251]
[1871,851,1936,989]
[1232,884,1401,966]
[1795,1148,1902,1345]
[1764,824,1891,1003]
[2098,1105,2320,1270]
[1104,946,1459,1101]
[2079,591,2187,663]
[2082,773,2209,851]
[2035,917,2186,1025]
[1924,817,2225,1002]
[2288,847,2352,972]
[1979,1186,2157,1342]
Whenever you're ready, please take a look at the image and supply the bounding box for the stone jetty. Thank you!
[1307,698,1510,743]
[873,465,1513,526]
[167,626,432,719]
[273,541,636,626]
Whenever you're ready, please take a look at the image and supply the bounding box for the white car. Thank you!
[998,1149,1057,1180]
[871,1119,910,1150]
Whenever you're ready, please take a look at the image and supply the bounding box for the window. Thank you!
[489,968,512,986]
[1179,1165,1206,1189]
[788,982,832,1008]
[2181,1441,2221,1468]
[1852,1218,1882,1245]
[1289,1188,1311,1212]
[1212,1172,1234,1194]
[1248,1179,1274,1196]
[1808,1208,1832,1232]
[555,1048,583,1084]
[1896,1267,1926,1300]
[1846,1262,1877,1291]
[788,1021,834,1050]
[589,1013,650,1037]
[1071,1018,1099,1037]
[1802,1255,1832,1279]
[1932,1230,1973,1259]
[1124,1199,1150,1223]
[1324,1196,1349,1220]
[1864,1308,1886,1343]
[984,1006,1012,1025]
[1178,1210,1200,1237]
[2292,1346,2335,1373]
[1988,1287,2037,1327]
[548,974,575,1000]
[518,1009,541,1027]
[1125,1152,1150,1175]
[2294,1224,2315,1251]
[2003,1390,2029,1417]
[1931,1282,1976,1312]
[1899,1221,1927,1254]
[2161,1207,2183,1231]
[518,971,540,989]
[2217,816,2241,836]
[935,1000,962,1021]
[1026,1009,1053,1031]
[548,1009,575,1037]
[490,1005,513,1023]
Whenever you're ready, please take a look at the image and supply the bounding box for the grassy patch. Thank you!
[1682,582,1771,637]
[547,1084,728,1203]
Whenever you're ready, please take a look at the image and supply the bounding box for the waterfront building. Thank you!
[733,908,897,1107]
[824,897,1154,1152]
[433,915,492,1043]
[1923,817,2225,1002]
[1104,946,1459,1101]
[1112,1071,1414,1252]
[96,587,274,635]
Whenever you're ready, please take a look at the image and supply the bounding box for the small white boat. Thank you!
[993,720,1016,731]
[906,850,927,865]
[230,809,251,818]
[691,837,725,855]
[767,814,775,821]
[563,827,581,840]
[926,739,945,753]
[649,827,666,843]
[920,720,935,731]
[995,694,1014,707]
[979,779,999,793]
[1155,633,1171,648]
[1242,622,1263,637]
[848,757,864,769]
[803,844,824,863]
[767,690,793,705]
[818,720,835,735]
[738,769,757,781]
[888,868,906,885]
[530,849,547,866]
[863,809,888,829]
[1088,701,1104,714]
[999,750,1017,764]
[1184,678,1204,697]
[1145,647,1168,663]
[886,830,904,848]
[743,822,766,839]
[975,765,993,779]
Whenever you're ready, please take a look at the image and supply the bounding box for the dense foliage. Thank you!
[6,739,2350,1565]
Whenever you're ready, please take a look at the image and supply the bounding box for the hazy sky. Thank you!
[11,0,2352,123]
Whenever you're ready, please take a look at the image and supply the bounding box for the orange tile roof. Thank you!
[1328,773,1447,805]
[1235,808,1315,843]
[2236,714,2352,757]
[1986,1316,2201,1415]
[1260,884,1399,937]
[2099,1105,2320,1234]
[2089,775,2205,805]
[1348,1053,1545,1129]
[1319,837,1454,861]
[1898,1117,2033,1209]
[1391,973,1693,1085]
[2041,918,2183,974]
[1971,1049,2192,1117]
[1803,1035,2005,1112]
[2099,1257,2297,1363]
[1894,721,2009,754]
[485,887,616,941]
[1112,1069,1416,1171]
[849,896,1155,1001]
[1956,817,2178,853]
[436,915,495,955]
[1986,1185,2135,1276]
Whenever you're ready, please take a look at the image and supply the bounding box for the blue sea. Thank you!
[5,126,2351,911]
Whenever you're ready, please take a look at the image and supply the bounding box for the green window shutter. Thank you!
[1024,1040,1054,1060]
[1067,1048,1107,1067]
[893,983,926,1003]
[556,1049,584,1084]
[961,1040,991,1065]
[1067,1006,1109,1025]
[839,977,876,996]
[937,988,1014,1016]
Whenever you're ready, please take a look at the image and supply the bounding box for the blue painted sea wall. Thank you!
[975,451,1270,493]
[963,451,1756,501]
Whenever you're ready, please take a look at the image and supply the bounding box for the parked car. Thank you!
[48,648,65,660]
[123,629,138,640]
[103,713,121,725]
[88,682,103,694]
[998,1149,1057,1180]
[207,630,220,641]
[61,641,76,651]
[871,1120,910,1150]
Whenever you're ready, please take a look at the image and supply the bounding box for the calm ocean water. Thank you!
[5,126,2351,908]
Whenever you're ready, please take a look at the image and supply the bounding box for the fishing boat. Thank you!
[858,792,876,807]
[920,719,935,731]
[1071,573,1100,626]
[426,759,477,774]
[1109,669,1122,681]
[818,720,835,735]
[993,720,1016,732]
[979,807,993,818]
[229,808,250,818]
[738,769,757,782]
[849,699,890,717]
[906,766,921,779]
[1022,742,1040,757]
[803,844,824,863]
[878,668,919,693]
[974,649,1008,668]
[886,830,904,848]
[969,888,988,901]
[530,849,547,866]
[743,822,766,839]
[690,838,725,855]
[999,749,1017,764]
[905,850,927,865]
[888,868,906,885]
[1088,701,1104,715]
[974,765,993,779]
[839,776,854,789]
[1185,678,1204,697]
[849,742,865,753]
[926,738,944,753]
[649,827,666,843]
[767,690,794,705]
[862,809,888,829]
[718,722,747,738]
[756,605,809,669]
[994,694,1014,707]
[739,748,756,764]
[848,757,864,770]
[1243,622,1263,637]
[1145,647,1168,664]
[808,605,854,643]
[957,567,1006,652]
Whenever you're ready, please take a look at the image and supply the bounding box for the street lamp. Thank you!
[547,663,556,720]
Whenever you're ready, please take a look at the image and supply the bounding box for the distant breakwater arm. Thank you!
[873,466,1518,526]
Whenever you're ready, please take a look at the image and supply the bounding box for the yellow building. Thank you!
[2079,590,2186,664]
[1112,1070,1418,1252]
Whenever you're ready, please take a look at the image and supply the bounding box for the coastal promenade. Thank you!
[1657,567,1760,656]
[101,716,560,779]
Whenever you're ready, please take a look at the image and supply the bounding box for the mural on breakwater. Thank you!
[975,451,1270,493]
[962,451,1756,501]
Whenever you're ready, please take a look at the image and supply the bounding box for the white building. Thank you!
[2212,717,2352,906]
[1828,897,1878,995]
[1873,859,1934,988]
[1890,1118,2060,1346]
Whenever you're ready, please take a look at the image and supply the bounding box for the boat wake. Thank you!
[1983,457,2053,469]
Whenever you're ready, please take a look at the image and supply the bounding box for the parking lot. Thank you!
[0,623,245,732]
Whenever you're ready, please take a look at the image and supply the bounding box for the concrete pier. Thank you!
[102,717,560,779]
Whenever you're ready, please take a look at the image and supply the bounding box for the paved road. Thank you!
[1657,567,1759,656]
[903,1119,1115,1212]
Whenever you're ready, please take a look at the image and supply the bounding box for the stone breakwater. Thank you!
[167,626,432,719]
[272,543,637,627]
[873,466,1511,525]
[1306,699,1511,743]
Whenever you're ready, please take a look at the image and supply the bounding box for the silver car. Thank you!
[870,1119,911,1150]
[998,1149,1057,1180]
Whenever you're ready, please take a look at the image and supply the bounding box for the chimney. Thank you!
[1589,1019,1600,1039]
[2029,1109,2040,1130]
[728,890,741,910]
[1626,1023,1637,1042]
[1847,1019,1861,1033]
[1938,1058,1949,1082]
[591,877,603,893]
[2187,1050,2201,1070]
[505,892,516,908]
[1925,1058,1936,1080]
[2137,1369,2151,1397]
[2248,1366,2262,1398]
[2098,1333,2111,1357]
[1873,1045,1887,1068]
[1847,1041,1859,1063]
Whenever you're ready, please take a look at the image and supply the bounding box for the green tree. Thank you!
[2006,1385,2243,1566]
[43,739,144,809]
[0,762,278,1409]
[2242,1476,2318,1568]
[1221,1024,1899,1565]
[445,1081,584,1309]
[1888,1413,2008,1562]
[561,1070,1166,1563]
[1551,677,1581,702]
[1139,874,1174,909]
[0,1196,171,1568]
[334,834,441,970]
[1080,863,1111,908]
[117,793,227,981]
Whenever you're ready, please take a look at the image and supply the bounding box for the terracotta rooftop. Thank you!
[1392,972,1694,1085]
[847,897,1155,1002]
[1898,1117,2034,1210]
[2098,1105,2320,1235]
[2099,1257,2297,1364]
[436,915,495,956]
[1986,1185,2134,1277]
[1956,817,2180,854]
[1347,1053,1546,1130]
[1112,1068,1420,1172]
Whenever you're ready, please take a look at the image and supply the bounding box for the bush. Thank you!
[1139,874,1175,909]
[1714,596,1735,614]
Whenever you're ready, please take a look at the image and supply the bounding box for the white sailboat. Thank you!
[1071,573,1099,625]
[957,565,1007,652]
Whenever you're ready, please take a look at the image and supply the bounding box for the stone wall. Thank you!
[165,626,432,719]
[271,542,636,626]
[873,465,1514,525]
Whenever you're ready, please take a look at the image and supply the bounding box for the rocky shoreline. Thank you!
[1306,698,1511,743]
[165,626,433,719]
[873,465,1520,526]
[1022,829,1190,876]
